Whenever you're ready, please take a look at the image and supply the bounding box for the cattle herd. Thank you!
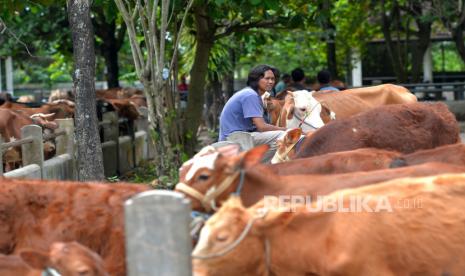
[178,85,465,275]
[1,84,465,275]
[0,88,146,172]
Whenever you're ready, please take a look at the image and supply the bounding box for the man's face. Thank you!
[258,70,276,94]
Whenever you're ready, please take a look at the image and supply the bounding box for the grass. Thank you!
[117,160,178,190]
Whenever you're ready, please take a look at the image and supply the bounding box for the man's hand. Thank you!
[252,117,287,132]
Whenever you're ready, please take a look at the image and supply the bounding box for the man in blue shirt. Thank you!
[317,69,340,92]
[219,64,287,162]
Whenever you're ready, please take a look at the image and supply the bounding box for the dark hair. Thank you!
[247,64,279,92]
[282,73,291,81]
[317,69,332,84]
[291,67,305,82]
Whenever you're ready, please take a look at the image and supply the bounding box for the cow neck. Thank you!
[273,136,305,163]
[240,165,284,208]
[266,211,332,275]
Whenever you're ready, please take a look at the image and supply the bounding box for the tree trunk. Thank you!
[184,3,215,154]
[225,47,235,98]
[322,0,338,78]
[381,0,407,83]
[101,39,120,88]
[326,40,338,79]
[411,19,432,82]
[452,22,465,63]
[68,0,105,181]
[93,8,125,88]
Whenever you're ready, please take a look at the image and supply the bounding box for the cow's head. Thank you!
[107,99,141,120]
[45,101,75,119]
[30,113,59,129]
[20,241,108,276]
[3,147,21,172]
[175,144,268,212]
[271,128,303,163]
[192,196,294,276]
[285,90,326,132]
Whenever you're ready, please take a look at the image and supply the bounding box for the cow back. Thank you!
[0,179,149,276]
[296,102,459,158]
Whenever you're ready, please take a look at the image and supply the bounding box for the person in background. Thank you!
[286,67,306,91]
[274,73,291,96]
[178,75,189,103]
[219,64,286,162]
[317,69,340,91]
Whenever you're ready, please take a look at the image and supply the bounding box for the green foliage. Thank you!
[432,41,465,71]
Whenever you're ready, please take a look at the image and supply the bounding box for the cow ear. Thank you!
[216,144,240,157]
[252,207,294,231]
[286,128,302,144]
[241,145,269,169]
[20,249,50,269]
[286,105,294,120]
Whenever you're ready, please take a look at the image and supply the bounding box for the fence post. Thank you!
[102,111,120,176]
[21,125,44,178]
[125,190,192,276]
[55,118,75,156]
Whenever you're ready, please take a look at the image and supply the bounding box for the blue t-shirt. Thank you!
[319,85,340,91]
[219,87,263,141]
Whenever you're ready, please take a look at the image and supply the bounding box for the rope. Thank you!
[233,169,246,195]
[192,209,269,259]
[42,267,61,276]
[295,102,322,130]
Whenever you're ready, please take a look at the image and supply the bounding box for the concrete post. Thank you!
[135,107,155,159]
[21,125,44,178]
[55,118,75,156]
[423,44,433,82]
[351,50,363,87]
[125,190,192,276]
[102,111,119,142]
[5,56,13,95]
[135,107,149,132]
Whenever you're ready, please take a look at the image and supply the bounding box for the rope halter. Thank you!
[192,207,272,275]
[176,170,243,212]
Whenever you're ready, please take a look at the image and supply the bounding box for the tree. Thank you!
[114,0,193,175]
[403,0,434,82]
[378,0,408,82]
[67,0,105,181]
[316,0,338,78]
[185,0,308,153]
[432,0,465,65]
[92,1,126,88]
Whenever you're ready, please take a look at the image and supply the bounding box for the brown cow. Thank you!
[0,241,107,276]
[390,142,465,168]
[0,109,58,170]
[193,173,465,275]
[0,178,149,276]
[1,101,75,119]
[175,145,465,212]
[313,83,417,119]
[270,84,416,129]
[275,102,459,160]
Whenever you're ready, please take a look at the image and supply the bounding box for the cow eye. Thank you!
[197,174,210,181]
[216,232,228,242]
[77,268,91,276]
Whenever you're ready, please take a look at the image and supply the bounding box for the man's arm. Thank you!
[252,117,287,132]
